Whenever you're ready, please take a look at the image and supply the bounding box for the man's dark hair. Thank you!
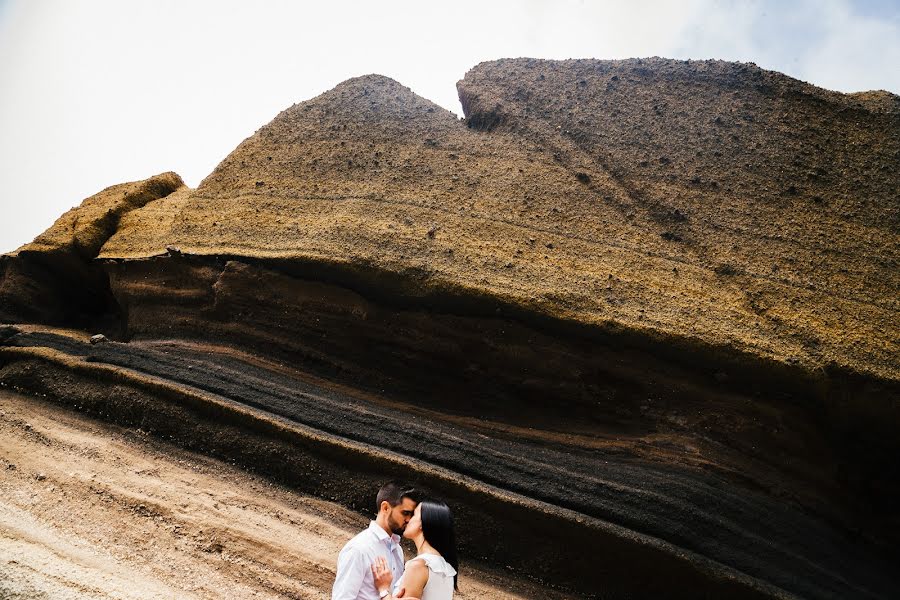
[376,481,419,510]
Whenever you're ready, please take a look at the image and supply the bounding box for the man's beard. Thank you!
[388,516,406,535]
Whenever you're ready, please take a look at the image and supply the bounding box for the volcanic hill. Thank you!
[1,58,898,599]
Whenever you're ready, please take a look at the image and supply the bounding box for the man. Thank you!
[332,482,420,600]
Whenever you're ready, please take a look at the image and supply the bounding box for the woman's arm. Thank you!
[371,556,428,600]
[395,559,428,599]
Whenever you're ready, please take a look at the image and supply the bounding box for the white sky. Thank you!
[1,0,898,253]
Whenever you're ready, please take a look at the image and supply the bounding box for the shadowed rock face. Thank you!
[1,60,899,599]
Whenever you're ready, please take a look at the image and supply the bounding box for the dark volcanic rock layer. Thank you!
[2,59,899,599]
[0,329,784,599]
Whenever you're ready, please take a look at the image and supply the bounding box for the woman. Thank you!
[371,499,458,600]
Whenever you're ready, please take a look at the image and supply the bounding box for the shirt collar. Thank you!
[368,520,400,546]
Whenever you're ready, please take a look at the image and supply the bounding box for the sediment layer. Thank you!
[3,326,892,599]
[0,388,574,599]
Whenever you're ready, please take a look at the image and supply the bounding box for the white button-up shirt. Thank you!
[332,521,405,600]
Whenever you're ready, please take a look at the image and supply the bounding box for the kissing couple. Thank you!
[331,482,458,600]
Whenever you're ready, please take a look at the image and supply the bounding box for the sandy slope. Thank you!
[0,389,563,599]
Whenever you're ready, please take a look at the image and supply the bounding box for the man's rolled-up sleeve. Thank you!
[332,547,368,600]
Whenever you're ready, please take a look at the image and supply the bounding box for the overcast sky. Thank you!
[1,0,898,253]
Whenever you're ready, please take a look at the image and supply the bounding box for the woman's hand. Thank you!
[371,556,393,595]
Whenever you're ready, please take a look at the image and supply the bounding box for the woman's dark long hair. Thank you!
[419,499,459,590]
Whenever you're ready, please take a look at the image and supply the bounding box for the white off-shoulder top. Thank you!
[401,553,456,600]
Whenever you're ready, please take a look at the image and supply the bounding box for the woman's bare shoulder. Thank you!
[405,557,429,572]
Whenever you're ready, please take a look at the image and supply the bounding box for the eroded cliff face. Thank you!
[0,172,184,325]
[1,59,898,599]
[460,58,899,381]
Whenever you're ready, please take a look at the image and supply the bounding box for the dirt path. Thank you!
[0,389,562,599]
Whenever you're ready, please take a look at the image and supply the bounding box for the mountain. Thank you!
[1,59,898,599]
